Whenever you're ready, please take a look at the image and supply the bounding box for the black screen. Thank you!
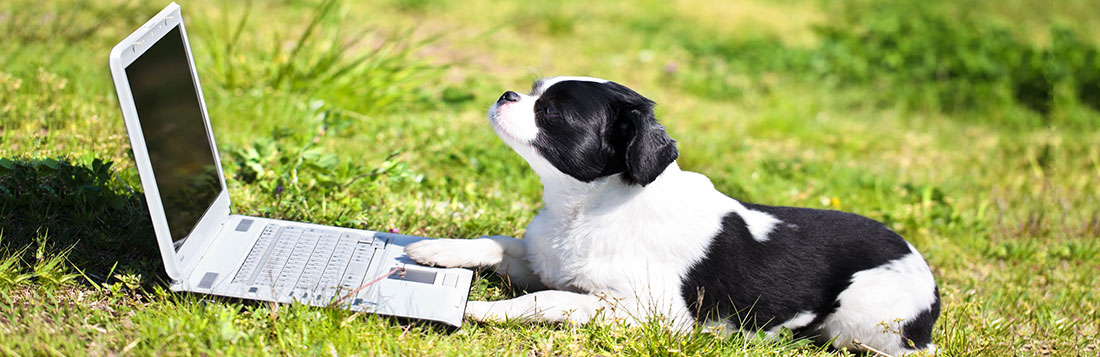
[126,26,221,248]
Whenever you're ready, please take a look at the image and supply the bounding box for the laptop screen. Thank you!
[126,25,221,249]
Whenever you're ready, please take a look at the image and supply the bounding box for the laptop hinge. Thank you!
[176,218,230,288]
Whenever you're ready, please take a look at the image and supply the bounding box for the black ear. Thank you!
[622,108,678,186]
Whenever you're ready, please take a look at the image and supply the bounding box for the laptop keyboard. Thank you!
[232,224,385,300]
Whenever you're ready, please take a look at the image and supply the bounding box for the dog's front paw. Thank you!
[464,300,505,322]
[465,298,587,326]
[404,238,503,268]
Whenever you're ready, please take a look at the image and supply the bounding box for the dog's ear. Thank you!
[620,106,678,186]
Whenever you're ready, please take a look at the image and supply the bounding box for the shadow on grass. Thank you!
[0,157,163,283]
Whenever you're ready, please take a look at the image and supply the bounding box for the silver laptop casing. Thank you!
[108,2,471,328]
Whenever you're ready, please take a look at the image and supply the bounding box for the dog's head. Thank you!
[489,77,678,186]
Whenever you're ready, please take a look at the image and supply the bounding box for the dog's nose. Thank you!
[498,91,520,104]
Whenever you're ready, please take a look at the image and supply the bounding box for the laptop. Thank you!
[108,3,472,328]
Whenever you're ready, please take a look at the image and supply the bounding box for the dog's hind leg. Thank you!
[405,235,546,290]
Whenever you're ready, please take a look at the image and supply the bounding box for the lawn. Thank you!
[1,0,1098,355]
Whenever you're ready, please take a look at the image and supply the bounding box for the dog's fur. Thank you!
[405,77,940,355]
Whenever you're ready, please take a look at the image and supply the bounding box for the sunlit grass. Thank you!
[1,0,1098,355]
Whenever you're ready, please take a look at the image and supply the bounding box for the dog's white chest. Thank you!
[524,211,642,292]
[522,170,736,294]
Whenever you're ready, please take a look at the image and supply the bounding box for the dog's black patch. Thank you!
[679,204,917,336]
[531,81,676,186]
[900,286,940,349]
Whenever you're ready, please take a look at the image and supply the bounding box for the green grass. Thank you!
[2,0,1098,355]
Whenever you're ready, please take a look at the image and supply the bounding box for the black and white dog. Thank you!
[406,77,940,355]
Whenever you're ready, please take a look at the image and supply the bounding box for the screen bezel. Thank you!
[109,3,230,281]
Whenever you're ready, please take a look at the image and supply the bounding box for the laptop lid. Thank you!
[109,3,231,280]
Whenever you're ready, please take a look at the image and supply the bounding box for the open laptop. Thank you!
[108,3,472,328]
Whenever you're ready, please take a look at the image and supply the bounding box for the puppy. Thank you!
[406,76,940,355]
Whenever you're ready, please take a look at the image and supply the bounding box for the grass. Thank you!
[2,0,1098,355]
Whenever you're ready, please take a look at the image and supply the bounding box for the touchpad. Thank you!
[388,267,437,285]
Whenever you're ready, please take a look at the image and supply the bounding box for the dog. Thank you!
[405,76,940,355]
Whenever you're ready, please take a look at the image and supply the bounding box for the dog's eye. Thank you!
[541,106,560,118]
